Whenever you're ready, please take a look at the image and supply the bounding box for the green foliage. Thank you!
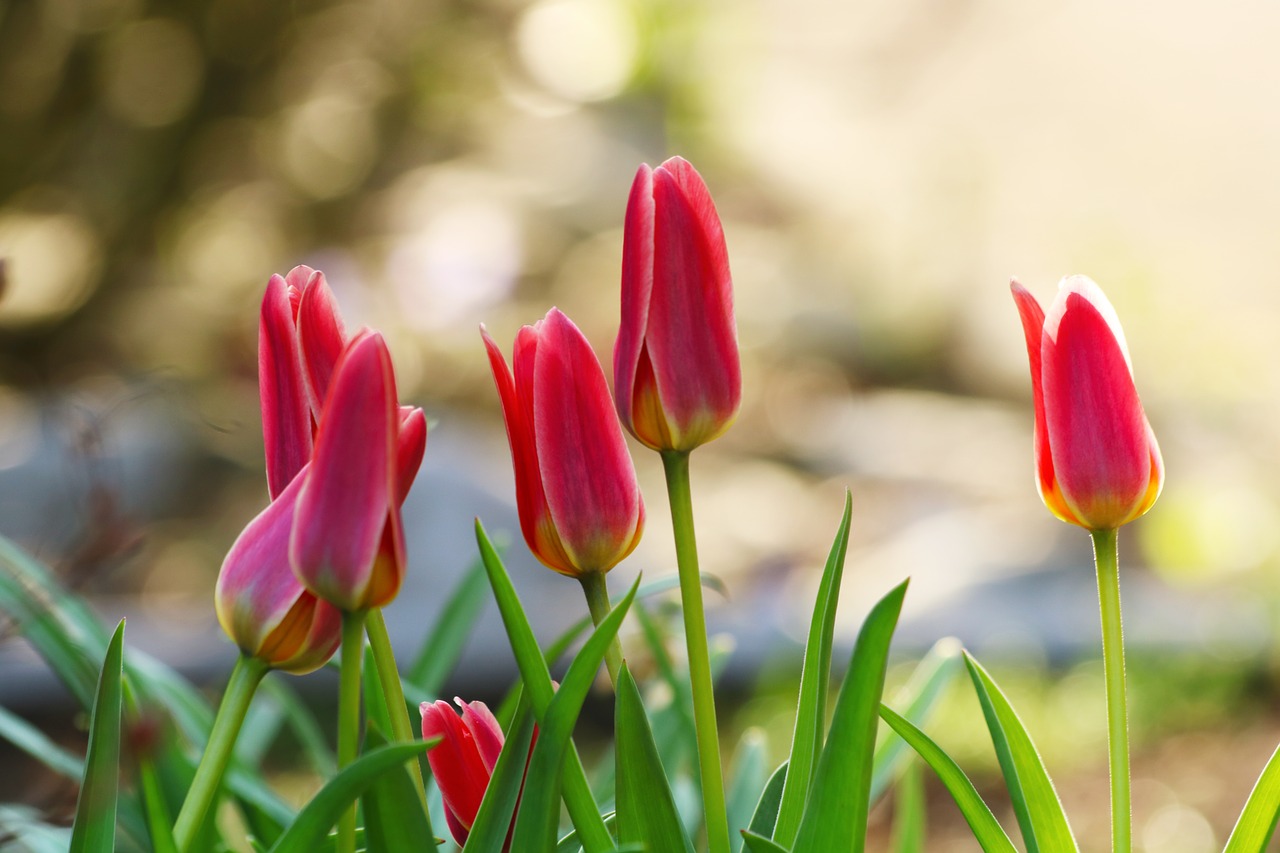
[1223,742,1280,853]
[69,619,126,853]
[362,728,436,853]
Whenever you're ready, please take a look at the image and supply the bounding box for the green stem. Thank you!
[337,610,367,853]
[579,571,622,686]
[1092,528,1130,853]
[365,608,429,813]
[173,655,268,852]
[661,450,731,853]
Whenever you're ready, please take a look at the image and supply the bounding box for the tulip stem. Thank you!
[1092,528,1130,853]
[661,450,731,853]
[579,571,623,686]
[337,610,367,853]
[173,654,268,852]
[365,608,430,814]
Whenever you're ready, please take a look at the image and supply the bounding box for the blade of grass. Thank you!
[615,663,695,853]
[1223,741,1280,853]
[267,741,432,853]
[748,762,787,840]
[890,761,926,853]
[773,491,853,847]
[740,831,789,853]
[879,704,1017,853]
[964,652,1079,853]
[791,579,907,852]
[69,619,126,853]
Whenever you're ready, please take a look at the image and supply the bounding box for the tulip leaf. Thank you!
[748,761,788,840]
[614,663,695,853]
[773,491,853,846]
[267,741,431,853]
[362,727,434,853]
[791,579,908,851]
[508,577,638,853]
[475,519,615,853]
[136,756,179,853]
[878,704,1016,853]
[362,645,395,739]
[740,830,790,853]
[964,653,1079,853]
[409,556,490,696]
[870,636,963,800]
[464,694,537,853]
[726,730,768,852]
[891,760,926,853]
[69,619,126,853]
[555,812,619,852]
[1223,741,1280,853]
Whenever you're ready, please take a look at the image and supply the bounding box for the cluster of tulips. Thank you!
[17,154,1280,853]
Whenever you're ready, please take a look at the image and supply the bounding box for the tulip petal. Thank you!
[533,309,643,572]
[1041,284,1153,529]
[296,268,348,414]
[421,700,494,838]
[457,698,504,773]
[396,406,427,504]
[291,332,397,610]
[644,157,741,449]
[259,275,313,499]
[615,163,656,437]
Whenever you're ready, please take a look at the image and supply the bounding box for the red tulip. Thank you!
[614,157,741,452]
[482,308,644,577]
[291,332,406,611]
[1011,276,1163,530]
[420,698,524,849]
[215,468,342,673]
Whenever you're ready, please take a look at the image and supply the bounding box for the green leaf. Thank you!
[70,619,126,853]
[878,704,1016,853]
[614,663,695,853]
[791,579,907,852]
[774,491,853,847]
[267,742,432,853]
[408,557,490,696]
[740,830,790,853]
[727,729,768,852]
[464,695,537,853]
[362,727,435,853]
[363,645,394,739]
[870,636,963,801]
[964,653,1079,853]
[475,519,615,853]
[889,761,925,853]
[136,756,179,853]
[508,577,639,853]
[0,703,85,779]
[748,761,788,840]
[1223,741,1280,853]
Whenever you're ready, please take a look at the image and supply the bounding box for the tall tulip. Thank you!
[482,308,644,579]
[421,699,530,850]
[1011,275,1163,531]
[614,156,741,453]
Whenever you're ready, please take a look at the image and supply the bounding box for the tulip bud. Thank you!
[482,308,644,577]
[291,332,405,610]
[614,157,741,452]
[1011,276,1163,530]
[421,698,528,850]
[215,470,342,673]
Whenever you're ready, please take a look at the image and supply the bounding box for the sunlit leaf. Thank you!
[1223,741,1280,853]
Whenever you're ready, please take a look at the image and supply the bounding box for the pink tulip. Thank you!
[291,332,405,611]
[614,157,741,452]
[421,698,529,850]
[1011,276,1163,530]
[215,468,342,673]
[482,308,644,577]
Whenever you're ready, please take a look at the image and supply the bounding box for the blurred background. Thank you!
[3,0,1280,849]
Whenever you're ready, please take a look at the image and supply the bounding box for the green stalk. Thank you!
[1092,528,1130,853]
[578,571,623,686]
[173,655,268,852]
[365,608,429,811]
[661,450,731,853]
[337,610,367,853]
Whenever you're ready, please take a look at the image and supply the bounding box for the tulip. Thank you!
[215,468,342,674]
[482,308,644,577]
[1011,275,1163,530]
[291,331,405,611]
[420,699,517,848]
[614,156,741,452]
